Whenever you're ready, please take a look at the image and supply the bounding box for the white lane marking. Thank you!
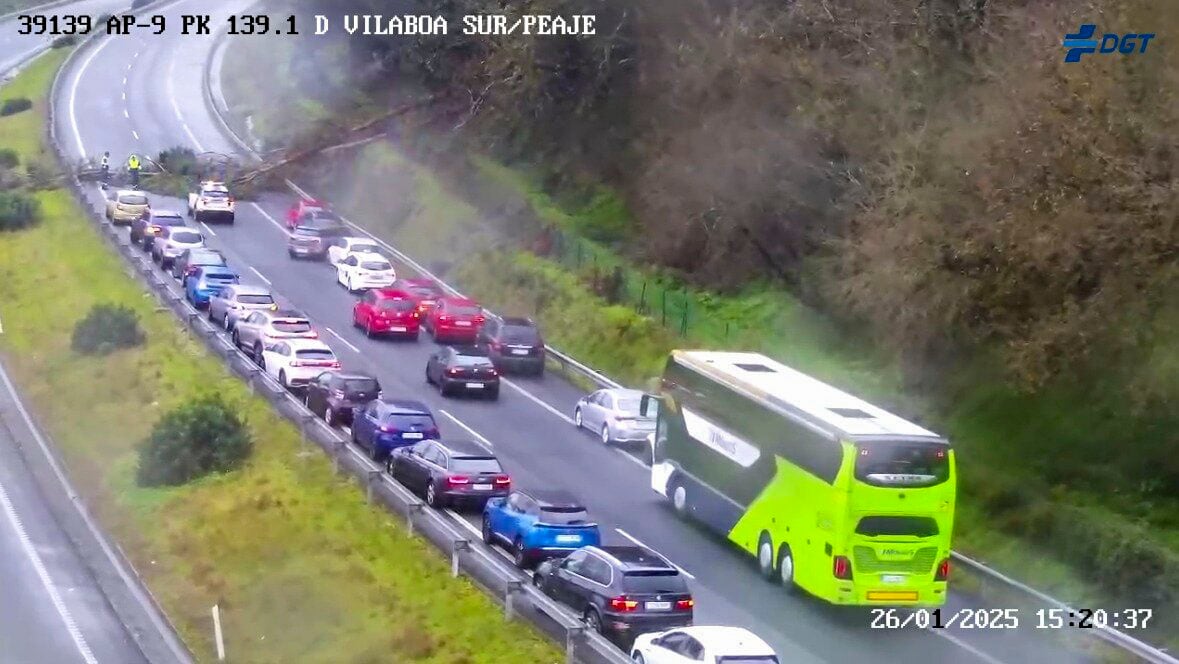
[502,378,573,424]
[248,266,271,285]
[125,64,130,71]
[121,91,125,100]
[166,55,204,149]
[325,327,360,354]
[67,35,114,155]
[438,409,493,449]
[131,130,139,141]
[123,109,129,118]
[200,222,216,237]
[927,629,1009,664]
[133,51,139,58]
[614,528,696,579]
[249,203,289,236]
[0,480,99,664]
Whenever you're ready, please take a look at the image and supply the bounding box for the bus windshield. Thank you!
[854,440,950,487]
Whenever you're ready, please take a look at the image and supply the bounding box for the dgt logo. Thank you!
[1062,25,1155,62]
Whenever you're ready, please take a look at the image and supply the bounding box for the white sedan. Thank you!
[336,251,396,293]
[260,338,341,390]
[326,236,383,265]
[187,181,235,223]
[631,626,779,664]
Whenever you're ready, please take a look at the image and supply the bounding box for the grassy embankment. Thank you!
[221,37,1179,650]
[0,50,559,664]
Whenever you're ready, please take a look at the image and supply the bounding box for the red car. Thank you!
[352,288,422,339]
[424,297,485,342]
[285,198,329,229]
[392,278,446,316]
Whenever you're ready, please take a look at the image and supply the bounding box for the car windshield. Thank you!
[203,190,228,198]
[119,194,148,205]
[621,570,686,593]
[171,231,202,243]
[501,326,540,343]
[295,349,335,361]
[616,398,642,414]
[539,506,590,525]
[272,320,312,333]
[454,355,493,367]
[387,414,435,430]
[237,294,273,305]
[154,215,184,224]
[449,457,502,473]
[193,253,225,264]
[450,305,481,316]
[377,299,414,312]
[204,272,235,281]
[294,227,321,236]
[360,260,392,271]
[407,285,441,298]
[352,243,380,253]
[342,378,379,393]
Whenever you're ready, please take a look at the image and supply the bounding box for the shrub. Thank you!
[136,394,253,487]
[0,98,32,116]
[156,146,199,176]
[70,303,146,355]
[51,35,77,48]
[0,191,40,231]
[24,162,60,190]
[0,148,18,169]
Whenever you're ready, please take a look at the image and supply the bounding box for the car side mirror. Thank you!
[640,394,659,418]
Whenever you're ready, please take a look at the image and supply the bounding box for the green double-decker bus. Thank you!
[642,350,956,606]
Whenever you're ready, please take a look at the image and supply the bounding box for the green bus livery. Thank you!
[643,350,955,606]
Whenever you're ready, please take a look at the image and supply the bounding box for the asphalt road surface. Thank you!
[51,1,1100,662]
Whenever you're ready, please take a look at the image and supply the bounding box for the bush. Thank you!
[0,191,40,231]
[24,162,60,191]
[0,148,18,169]
[136,394,253,487]
[0,98,32,117]
[50,35,77,49]
[156,146,198,176]
[70,304,146,355]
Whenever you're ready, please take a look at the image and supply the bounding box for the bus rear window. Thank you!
[855,441,949,487]
[856,516,939,537]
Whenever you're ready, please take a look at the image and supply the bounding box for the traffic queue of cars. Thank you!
[105,187,781,661]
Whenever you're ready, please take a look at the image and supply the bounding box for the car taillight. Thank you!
[935,558,950,581]
[494,474,511,485]
[446,367,460,375]
[489,341,503,351]
[487,368,498,376]
[675,598,694,611]
[833,555,853,580]
[411,311,420,319]
[149,224,162,233]
[308,330,318,338]
[446,475,470,487]
[474,315,485,324]
[379,425,399,434]
[331,361,341,368]
[228,197,235,205]
[185,266,199,275]
[289,360,305,367]
[330,389,346,399]
[438,315,452,323]
[608,596,639,612]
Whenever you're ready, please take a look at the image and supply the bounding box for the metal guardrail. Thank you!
[198,24,1178,664]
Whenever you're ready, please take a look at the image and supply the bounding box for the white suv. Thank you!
[187,181,235,223]
[336,251,396,293]
[261,339,341,390]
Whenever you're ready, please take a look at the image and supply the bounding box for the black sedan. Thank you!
[425,346,500,399]
[303,371,381,426]
[387,439,511,509]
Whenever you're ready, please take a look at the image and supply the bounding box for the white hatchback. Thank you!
[260,338,341,390]
[336,251,396,293]
[630,626,779,664]
[326,236,383,265]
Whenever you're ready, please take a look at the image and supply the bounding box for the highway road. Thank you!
[51,1,1097,662]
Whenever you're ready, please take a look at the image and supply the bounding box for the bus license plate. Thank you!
[882,575,906,584]
[474,484,492,491]
[466,382,484,389]
[645,601,671,611]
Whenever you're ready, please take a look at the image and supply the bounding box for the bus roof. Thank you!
[670,350,946,444]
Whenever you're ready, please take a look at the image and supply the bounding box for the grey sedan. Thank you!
[573,388,656,445]
[207,284,278,331]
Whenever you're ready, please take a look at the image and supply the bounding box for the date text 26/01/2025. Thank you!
[870,608,1154,631]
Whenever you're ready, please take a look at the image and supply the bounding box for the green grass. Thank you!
[0,50,559,664]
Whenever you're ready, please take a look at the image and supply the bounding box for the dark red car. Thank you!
[391,278,446,316]
[352,288,422,340]
[285,198,329,229]
[424,297,485,343]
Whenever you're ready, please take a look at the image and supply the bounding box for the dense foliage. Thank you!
[136,394,253,486]
[70,303,146,355]
[0,191,39,230]
[0,98,32,117]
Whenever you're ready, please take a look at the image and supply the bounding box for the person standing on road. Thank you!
[99,151,110,184]
[127,153,141,187]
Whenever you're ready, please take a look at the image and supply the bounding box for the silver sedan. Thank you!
[573,388,656,445]
[207,284,278,331]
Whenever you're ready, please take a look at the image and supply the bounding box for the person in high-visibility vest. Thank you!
[127,154,141,187]
[99,151,110,184]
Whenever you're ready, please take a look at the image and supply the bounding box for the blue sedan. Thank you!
[184,266,239,308]
[482,489,601,568]
[350,398,440,462]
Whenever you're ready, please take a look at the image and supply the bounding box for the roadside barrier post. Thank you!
[366,469,380,503]
[451,540,469,578]
[299,414,315,446]
[406,502,424,536]
[332,439,346,473]
[565,625,585,664]
[504,580,523,620]
[211,604,226,661]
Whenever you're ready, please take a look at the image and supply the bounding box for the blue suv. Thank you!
[350,398,440,461]
[482,489,601,568]
[185,266,239,309]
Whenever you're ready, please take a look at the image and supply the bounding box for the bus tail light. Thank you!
[935,558,950,581]
[833,555,853,580]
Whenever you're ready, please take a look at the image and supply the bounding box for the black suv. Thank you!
[288,219,349,260]
[533,545,694,647]
[477,316,546,376]
[387,439,510,509]
[425,346,500,399]
[303,371,381,426]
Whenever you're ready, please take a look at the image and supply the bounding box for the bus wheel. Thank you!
[671,480,689,517]
[777,545,799,594]
[757,533,776,580]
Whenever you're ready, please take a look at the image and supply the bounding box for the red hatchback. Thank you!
[352,289,421,339]
[425,297,485,342]
[391,278,446,316]
[285,198,328,229]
